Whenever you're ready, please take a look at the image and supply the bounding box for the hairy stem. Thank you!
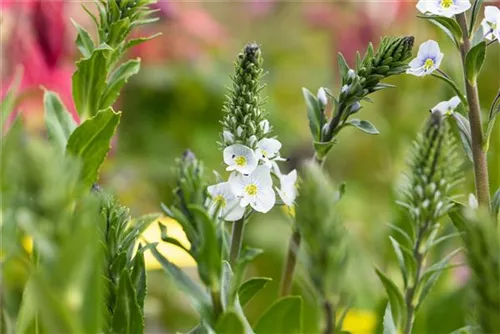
[229,218,245,266]
[456,13,491,208]
[323,299,336,334]
[279,228,301,296]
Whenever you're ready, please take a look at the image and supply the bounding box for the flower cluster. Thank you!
[416,0,471,18]
[207,43,297,221]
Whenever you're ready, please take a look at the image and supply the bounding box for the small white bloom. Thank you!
[431,96,461,116]
[229,166,276,213]
[416,0,471,18]
[206,182,245,221]
[223,144,258,174]
[223,130,235,144]
[481,6,500,41]
[347,69,356,80]
[276,170,297,206]
[236,126,244,137]
[259,120,270,134]
[247,135,258,147]
[317,87,328,108]
[406,40,444,77]
[468,193,478,209]
[255,138,282,166]
[341,84,350,94]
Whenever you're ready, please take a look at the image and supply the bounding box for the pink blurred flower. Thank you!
[1,0,78,125]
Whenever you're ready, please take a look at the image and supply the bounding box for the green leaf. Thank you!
[345,119,379,135]
[99,59,141,110]
[72,44,112,117]
[238,277,272,307]
[66,108,121,188]
[313,141,335,161]
[44,90,77,152]
[465,41,486,84]
[1,68,22,127]
[485,92,500,152]
[302,87,324,141]
[492,188,500,222]
[431,73,467,106]
[71,19,95,58]
[215,312,245,334]
[383,303,397,334]
[469,0,484,36]
[126,32,162,49]
[130,246,147,311]
[375,267,405,327]
[389,236,409,289]
[419,15,462,48]
[337,52,350,78]
[452,112,473,162]
[110,269,144,334]
[254,296,303,334]
[149,245,213,320]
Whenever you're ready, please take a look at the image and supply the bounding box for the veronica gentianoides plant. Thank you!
[378,111,462,334]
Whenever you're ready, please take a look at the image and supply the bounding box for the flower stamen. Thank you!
[245,184,258,196]
[440,0,454,8]
[235,156,247,167]
[424,58,435,70]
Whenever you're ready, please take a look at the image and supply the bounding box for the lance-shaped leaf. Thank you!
[71,19,95,58]
[44,90,77,152]
[345,119,380,135]
[66,108,121,188]
[452,112,473,162]
[110,270,144,334]
[72,44,112,117]
[469,0,484,35]
[375,268,405,328]
[238,277,272,307]
[465,41,486,84]
[99,59,141,111]
[383,303,397,334]
[254,296,303,334]
[302,87,324,141]
[419,15,462,48]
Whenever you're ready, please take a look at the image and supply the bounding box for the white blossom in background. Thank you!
[255,138,282,167]
[481,6,500,41]
[416,0,471,18]
[207,182,245,221]
[406,40,444,77]
[229,166,276,213]
[276,170,298,206]
[223,144,258,174]
[431,96,461,116]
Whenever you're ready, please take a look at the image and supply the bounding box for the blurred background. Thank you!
[1,1,499,333]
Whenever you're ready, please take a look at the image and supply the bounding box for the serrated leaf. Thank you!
[149,245,213,320]
[375,267,405,327]
[383,303,397,334]
[66,108,121,188]
[345,119,379,135]
[452,112,473,162]
[99,59,141,110]
[419,15,462,48]
[302,87,324,141]
[44,90,77,152]
[469,0,484,36]
[465,41,486,84]
[110,270,144,334]
[215,312,245,334]
[238,277,272,307]
[71,19,95,58]
[254,296,303,334]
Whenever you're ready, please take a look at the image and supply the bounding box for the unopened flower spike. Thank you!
[416,0,471,18]
[407,40,444,77]
[431,96,461,116]
[481,6,500,41]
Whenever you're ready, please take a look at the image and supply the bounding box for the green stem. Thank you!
[279,228,301,296]
[323,299,336,334]
[229,218,245,266]
[211,289,223,320]
[456,13,491,209]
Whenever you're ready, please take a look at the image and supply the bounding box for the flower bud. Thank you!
[223,130,235,144]
[247,135,258,147]
[349,102,361,114]
[317,87,328,110]
[236,126,244,138]
[259,120,270,134]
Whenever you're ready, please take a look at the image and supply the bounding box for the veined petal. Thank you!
[251,186,276,213]
[250,165,273,188]
[229,172,246,197]
[223,202,245,221]
[256,138,282,159]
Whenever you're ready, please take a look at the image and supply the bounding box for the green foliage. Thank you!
[216,312,245,334]
[66,108,121,188]
[1,68,22,126]
[219,43,269,148]
[254,296,303,334]
[302,87,326,142]
[465,41,486,84]
[380,111,462,333]
[44,90,77,152]
[238,278,272,307]
[418,15,463,48]
[469,0,485,35]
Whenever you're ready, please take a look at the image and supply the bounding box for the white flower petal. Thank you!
[223,144,258,174]
[223,202,245,221]
[431,96,461,116]
[317,87,328,107]
[251,165,273,188]
[277,170,297,206]
[229,172,245,197]
[448,96,461,109]
[251,187,276,213]
[484,6,500,22]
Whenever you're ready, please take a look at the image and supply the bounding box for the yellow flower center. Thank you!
[214,195,227,208]
[245,184,258,196]
[440,0,453,8]
[424,58,434,70]
[234,156,247,167]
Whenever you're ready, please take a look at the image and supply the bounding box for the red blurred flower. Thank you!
[1,0,78,125]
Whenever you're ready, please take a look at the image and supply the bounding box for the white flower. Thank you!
[481,6,500,41]
[276,170,297,206]
[317,87,328,108]
[229,166,276,213]
[206,182,245,221]
[406,40,444,77]
[223,144,258,174]
[255,138,282,166]
[431,96,461,116]
[259,120,270,134]
[468,193,478,210]
[223,130,235,144]
[416,0,471,18]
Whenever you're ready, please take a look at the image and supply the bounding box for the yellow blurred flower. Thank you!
[342,309,377,334]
